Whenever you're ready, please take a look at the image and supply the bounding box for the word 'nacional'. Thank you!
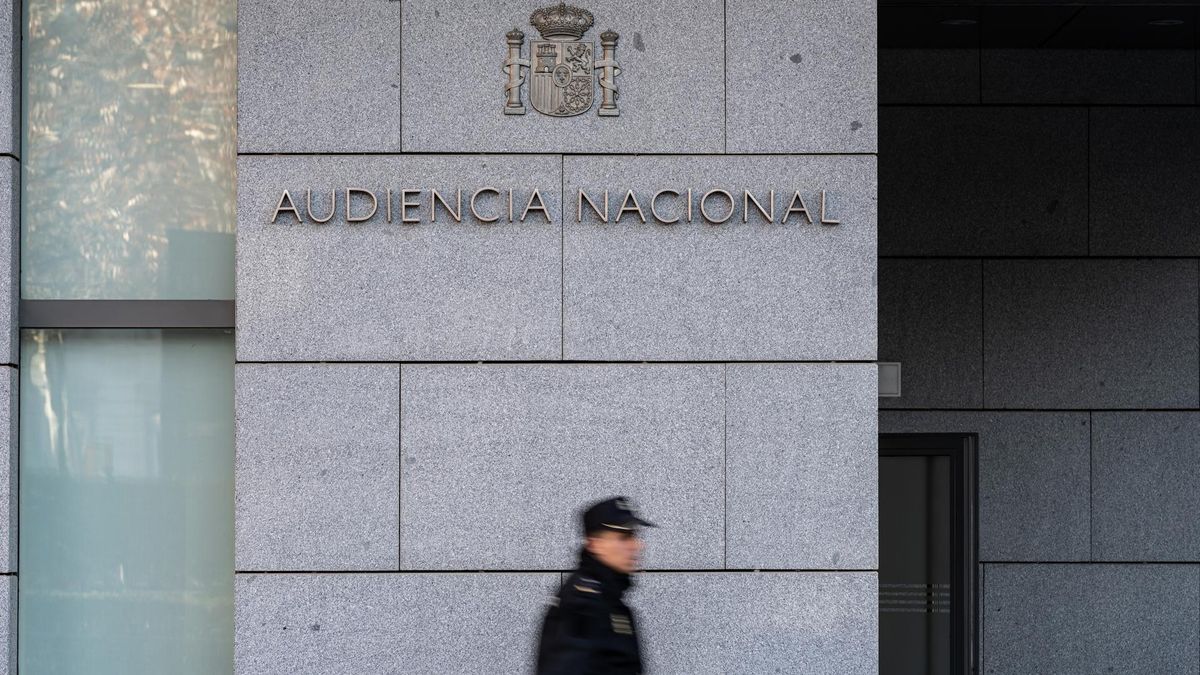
[270,188,843,226]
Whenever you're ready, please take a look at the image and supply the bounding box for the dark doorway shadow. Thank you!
[880,433,979,675]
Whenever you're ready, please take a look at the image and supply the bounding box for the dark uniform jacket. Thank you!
[535,547,644,674]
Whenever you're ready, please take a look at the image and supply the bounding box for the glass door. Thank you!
[879,433,978,675]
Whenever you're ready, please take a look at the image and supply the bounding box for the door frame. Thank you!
[879,432,979,675]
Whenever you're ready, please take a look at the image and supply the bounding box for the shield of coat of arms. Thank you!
[501,3,622,118]
[530,39,594,117]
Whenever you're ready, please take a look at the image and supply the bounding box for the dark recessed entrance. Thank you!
[879,433,978,675]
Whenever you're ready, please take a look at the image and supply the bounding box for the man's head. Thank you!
[581,496,655,575]
[586,528,643,574]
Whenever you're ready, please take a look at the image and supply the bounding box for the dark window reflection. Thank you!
[880,455,952,675]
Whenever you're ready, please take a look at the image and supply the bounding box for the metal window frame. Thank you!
[20,300,235,329]
[879,432,980,675]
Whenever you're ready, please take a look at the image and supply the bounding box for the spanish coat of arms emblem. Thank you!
[502,3,621,117]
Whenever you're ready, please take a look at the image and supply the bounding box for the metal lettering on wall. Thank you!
[268,188,842,226]
[503,3,621,117]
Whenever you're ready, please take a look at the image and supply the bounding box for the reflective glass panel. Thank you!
[22,0,236,299]
[19,329,233,674]
[879,455,953,675]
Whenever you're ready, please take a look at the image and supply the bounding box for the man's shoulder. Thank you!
[560,570,605,602]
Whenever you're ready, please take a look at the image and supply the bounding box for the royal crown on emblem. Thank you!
[530,3,594,40]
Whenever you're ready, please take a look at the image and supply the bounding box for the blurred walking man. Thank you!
[535,496,655,674]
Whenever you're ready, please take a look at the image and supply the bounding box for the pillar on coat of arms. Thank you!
[503,28,528,115]
[597,29,620,116]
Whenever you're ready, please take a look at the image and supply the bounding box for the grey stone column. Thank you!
[0,0,17,671]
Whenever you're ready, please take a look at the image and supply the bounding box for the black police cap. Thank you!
[582,496,656,535]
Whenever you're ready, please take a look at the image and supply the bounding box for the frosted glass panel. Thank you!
[22,0,236,299]
[19,329,233,674]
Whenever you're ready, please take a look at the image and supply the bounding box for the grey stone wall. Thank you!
[0,0,14,670]
[880,44,1200,674]
[235,1,877,674]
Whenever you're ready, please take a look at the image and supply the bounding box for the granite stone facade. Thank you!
[880,40,1200,674]
[0,0,15,669]
[235,1,877,673]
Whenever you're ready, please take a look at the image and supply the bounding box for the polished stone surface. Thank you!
[983,564,1199,674]
[1093,412,1200,561]
[727,364,877,569]
[0,369,11,573]
[237,0,403,152]
[235,364,400,571]
[0,0,12,156]
[563,155,876,361]
[879,49,979,104]
[400,0,723,153]
[633,572,877,674]
[880,107,1087,256]
[1090,108,1200,256]
[983,49,1194,104]
[0,576,10,672]
[727,0,876,153]
[984,259,1199,408]
[0,159,14,366]
[880,411,1091,561]
[399,364,724,570]
[236,155,562,361]
[235,572,557,674]
[878,259,982,408]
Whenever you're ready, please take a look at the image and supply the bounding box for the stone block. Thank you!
[880,107,1087,256]
[879,259,982,409]
[880,411,1090,561]
[982,49,1194,104]
[882,0,1177,4]
[0,368,11,573]
[235,364,400,571]
[400,0,723,153]
[633,572,877,674]
[563,155,876,361]
[1092,412,1200,561]
[399,364,724,570]
[1090,108,1200,256]
[0,576,9,674]
[879,49,980,105]
[726,364,877,570]
[236,154,562,361]
[983,259,1199,409]
[237,0,403,152]
[878,49,979,104]
[235,572,557,674]
[0,0,12,156]
[727,0,876,153]
[983,564,1200,674]
[0,159,14,366]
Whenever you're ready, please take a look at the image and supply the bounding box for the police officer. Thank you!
[535,496,655,674]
